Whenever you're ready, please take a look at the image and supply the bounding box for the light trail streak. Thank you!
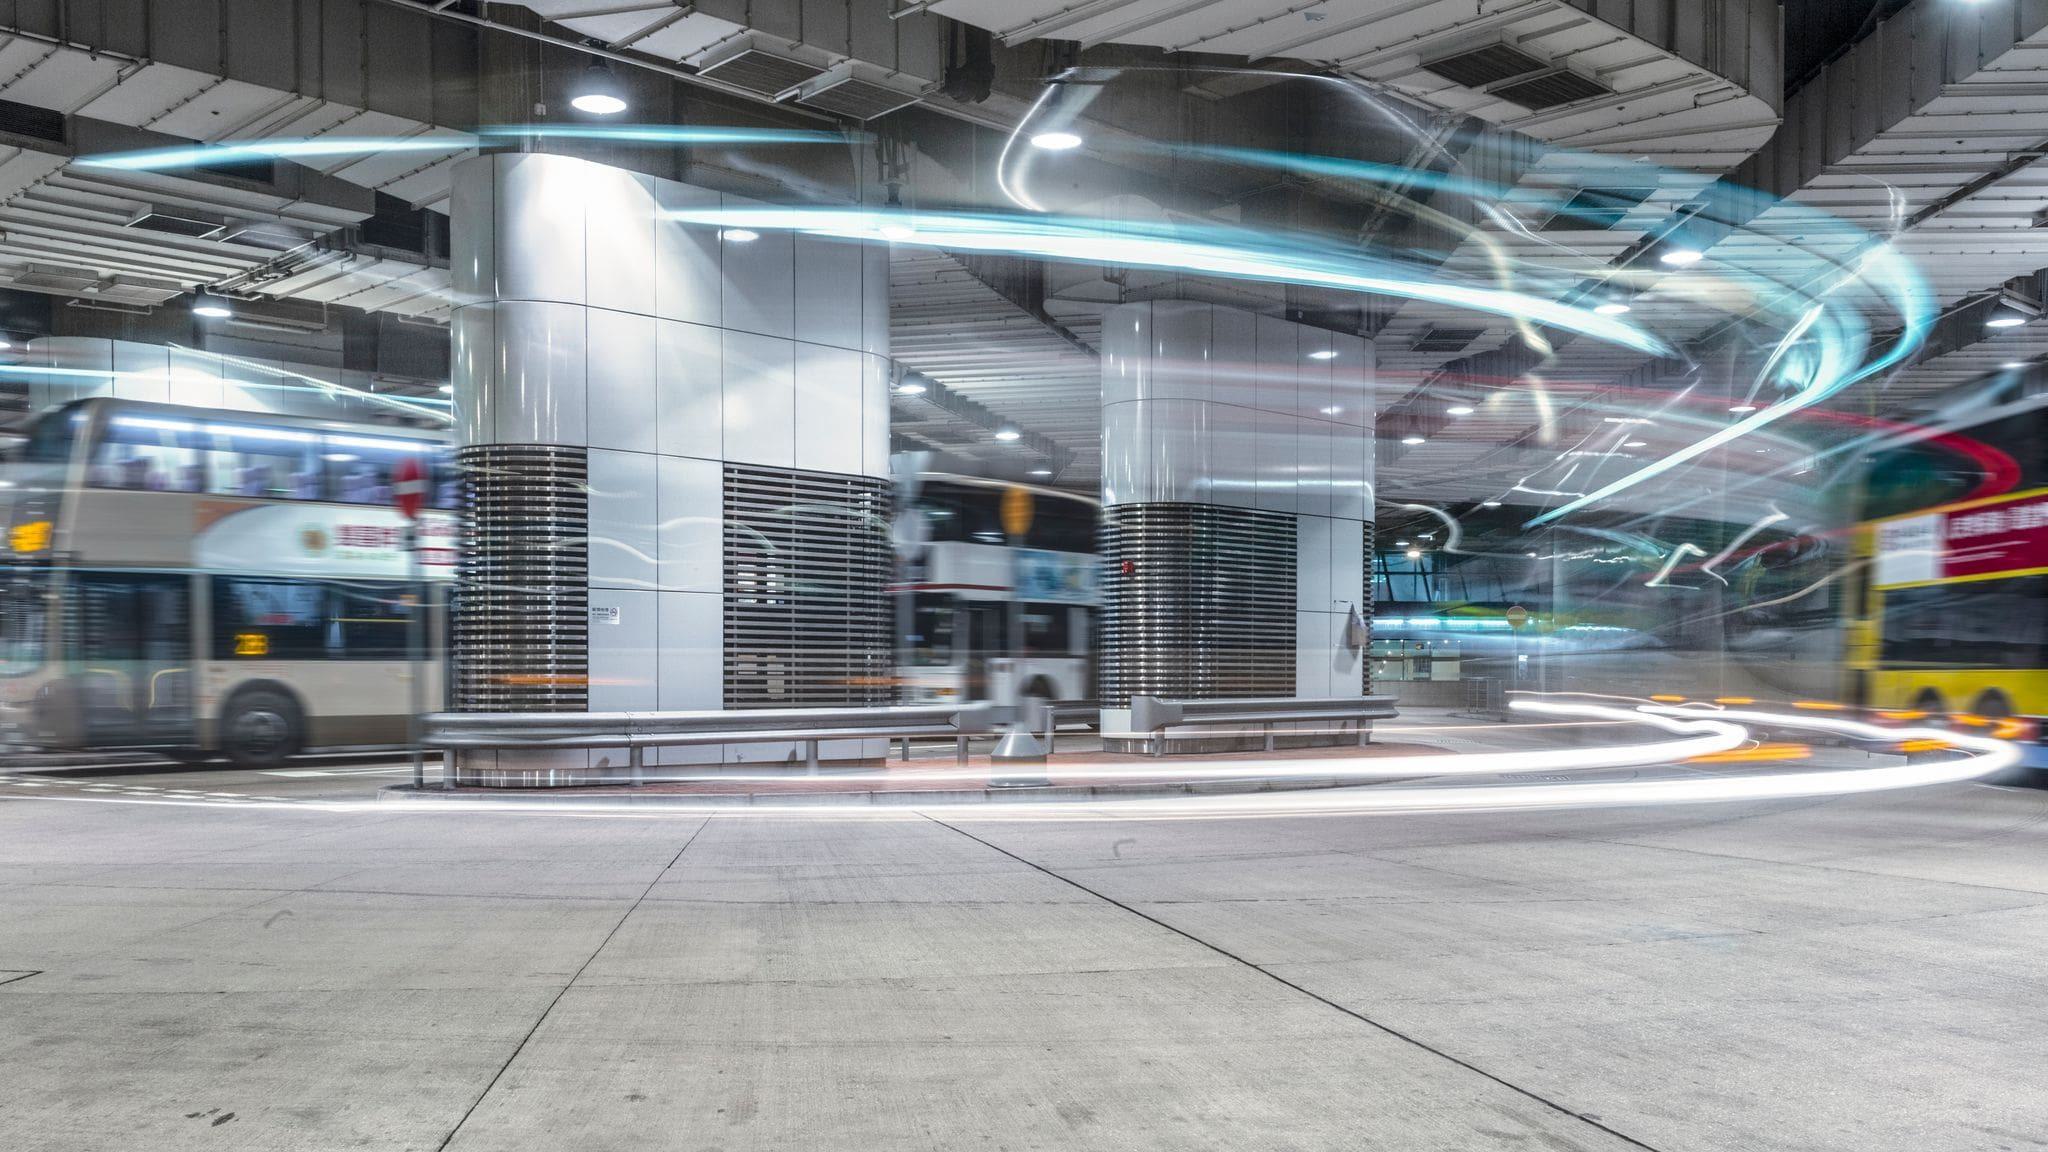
[2,702,2019,822]
[71,126,845,172]
[662,205,1669,356]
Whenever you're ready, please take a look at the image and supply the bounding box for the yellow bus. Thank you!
[1845,485,2048,731]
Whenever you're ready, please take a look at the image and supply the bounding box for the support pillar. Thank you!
[447,153,893,785]
[1098,301,1376,753]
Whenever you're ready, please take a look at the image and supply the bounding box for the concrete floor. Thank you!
[2,756,2046,1151]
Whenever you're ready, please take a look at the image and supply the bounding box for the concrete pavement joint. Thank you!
[431,815,713,1152]
[924,814,1673,1152]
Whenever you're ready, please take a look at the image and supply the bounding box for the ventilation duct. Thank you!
[1543,187,1654,231]
[90,276,185,306]
[0,98,64,144]
[13,264,100,293]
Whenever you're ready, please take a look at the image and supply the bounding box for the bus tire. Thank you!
[1911,688,1947,721]
[220,688,303,770]
[1970,692,2041,785]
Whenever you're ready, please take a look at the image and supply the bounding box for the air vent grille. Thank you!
[1360,521,1376,694]
[798,77,920,120]
[723,464,892,709]
[1098,503,1296,707]
[14,263,100,293]
[455,445,589,711]
[126,211,221,239]
[1493,69,1611,110]
[0,98,64,143]
[1543,186,1653,230]
[1421,42,1547,89]
[698,49,826,97]
[1410,326,1486,354]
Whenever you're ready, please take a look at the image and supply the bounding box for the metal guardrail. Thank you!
[1128,695,1400,756]
[424,703,995,784]
[1017,699,1098,755]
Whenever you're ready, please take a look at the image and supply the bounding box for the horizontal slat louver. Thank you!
[1099,503,1296,707]
[455,445,588,712]
[724,464,892,710]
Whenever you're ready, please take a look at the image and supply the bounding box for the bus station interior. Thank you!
[4,0,2048,1149]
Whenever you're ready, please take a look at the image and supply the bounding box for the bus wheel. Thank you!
[1911,689,1947,722]
[221,689,302,770]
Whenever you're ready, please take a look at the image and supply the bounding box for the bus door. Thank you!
[962,601,1005,702]
[67,572,194,745]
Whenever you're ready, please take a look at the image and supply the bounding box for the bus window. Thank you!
[908,597,955,666]
[1020,603,1073,656]
[93,414,209,493]
[23,405,84,465]
[329,583,410,659]
[201,423,318,499]
[213,578,327,659]
[324,433,430,505]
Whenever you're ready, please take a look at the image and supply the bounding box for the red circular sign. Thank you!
[393,456,426,521]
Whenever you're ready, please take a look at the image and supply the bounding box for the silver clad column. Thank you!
[447,153,893,785]
[1098,301,1376,752]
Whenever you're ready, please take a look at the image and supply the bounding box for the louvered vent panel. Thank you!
[698,50,826,97]
[1098,504,1296,707]
[1420,43,1546,89]
[1360,521,1376,694]
[455,445,588,711]
[1410,326,1486,354]
[798,77,919,120]
[1492,69,1610,110]
[723,465,892,709]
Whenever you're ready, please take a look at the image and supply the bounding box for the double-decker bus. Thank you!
[1845,485,2048,730]
[893,473,1099,708]
[0,397,456,767]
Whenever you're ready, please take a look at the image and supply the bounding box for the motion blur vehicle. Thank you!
[893,473,1098,708]
[0,398,455,767]
[1846,484,2048,733]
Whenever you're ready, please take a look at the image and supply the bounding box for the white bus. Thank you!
[0,398,455,767]
[893,473,1098,708]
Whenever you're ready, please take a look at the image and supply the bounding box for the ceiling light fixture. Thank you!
[1405,548,1423,559]
[1594,301,1632,316]
[2002,361,2029,370]
[191,289,233,319]
[1029,131,1083,151]
[1624,439,1648,448]
[1728,404,1758,414]
[994,427,1022,442]
[721,228,759,243]
[893,381,927,396]
[1480,500,1502,508]
[1659,248,1704,267]
[1445,404,1475,416]
[1987,313,2028,329]
[439,384,454,395]
[1307,348,1339,361]
[569,60,628,116]
[1401,435,1426,445]
[1028,468,1053,477]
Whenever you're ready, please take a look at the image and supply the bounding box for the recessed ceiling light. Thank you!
[1029,131,1082,151]
[721,228,759,243]
[191,291,233,319]
[1320,405,1342,415]
[1405,549,1422,559]
[2002,361,2029,370]
[1594,301,1631,316]
[893,381,926,396]
[1307,349,1339,361]
[1445,404,1474,416]
[1728,404,1758,414]
[994,428,1021,442]
[1659,248,1704,267]
[1603,417,1652,425]
[1401,435,1426,445]
[1395,540,1411,547]
[1623,439,1647,448]
[1987,314,2028,329]
[1028,468,1052,477]
[1480,500,1502,508]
